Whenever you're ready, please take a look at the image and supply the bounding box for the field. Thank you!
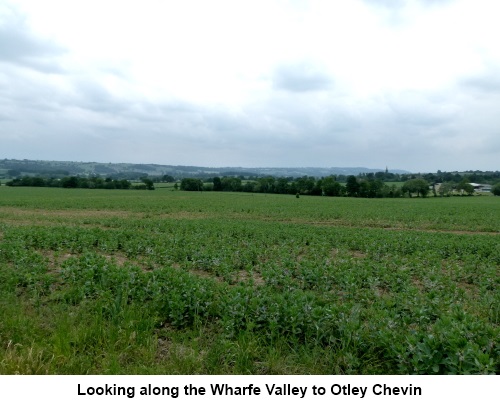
[0,187,499,374]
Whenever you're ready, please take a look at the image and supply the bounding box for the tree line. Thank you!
[180,175,500,197]
[181,175,405,197]
[6,174,499,196]
[206,170,500,184]
[6,176,155,190]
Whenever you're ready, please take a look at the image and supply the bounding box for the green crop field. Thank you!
[0,187,498,374]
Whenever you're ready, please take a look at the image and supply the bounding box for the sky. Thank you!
[1,0,499,173]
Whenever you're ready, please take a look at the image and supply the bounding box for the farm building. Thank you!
[434,183,493,195]
[469,183,492,192]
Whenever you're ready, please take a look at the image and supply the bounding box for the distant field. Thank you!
[0,187,498,374]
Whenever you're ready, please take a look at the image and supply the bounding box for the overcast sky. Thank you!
[1,0,499,172]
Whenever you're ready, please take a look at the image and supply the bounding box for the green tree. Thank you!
[402,179,429,197]
[387,184,402,198]
[242,181,257,192]
[438,182,454,197]
[456,178,475,196]
[462,183,475,196]
[358,179,370,197]
[213,176,223,191]
[141,178,155,190]
[180,178,203,191]
[275,177,289,194]
[369,179,386,198]
[221,177,242,192]
[295,176,315,195]
[31,176,46,187]
[121,179,132,189]
[491,184,500,196]
[321,176,342,196]
[61,176,78,188]
[257,177,276,193]
[345,176,359,197]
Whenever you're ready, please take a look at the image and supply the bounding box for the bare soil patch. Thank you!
[235,269,265,286]
[158,211,212,220]
[0,207,137,219]
[350,250,367,259]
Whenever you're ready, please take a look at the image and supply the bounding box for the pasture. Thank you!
[0,187,498,374]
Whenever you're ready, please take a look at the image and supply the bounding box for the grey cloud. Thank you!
[41,78,193,120]
[385,91,458,127]
[459,70,500,94]
[0,7,66,73]
[201,111,244,133]
[272,62,332,92]
[70,80,129,114]
[122,100,206,134]
[0,67,65,115]
[320,106,363,135]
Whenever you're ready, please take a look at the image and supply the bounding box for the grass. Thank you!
[0,187,499,374]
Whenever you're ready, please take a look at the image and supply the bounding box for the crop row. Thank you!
[1,215,498,374]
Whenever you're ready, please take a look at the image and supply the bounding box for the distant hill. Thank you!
[0,158,409,179]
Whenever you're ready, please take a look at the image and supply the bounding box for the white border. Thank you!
[1,375,497,404]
